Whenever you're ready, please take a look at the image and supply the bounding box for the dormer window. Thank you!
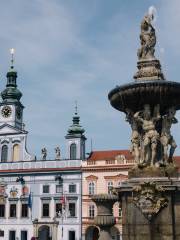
[1,145,8,162]
[70,143,77,159]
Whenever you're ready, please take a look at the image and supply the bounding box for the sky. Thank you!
[0,0,180,159]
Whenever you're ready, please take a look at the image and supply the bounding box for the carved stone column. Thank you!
[92,194,118,240]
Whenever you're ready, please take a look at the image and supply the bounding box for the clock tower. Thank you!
[0,49,34,162]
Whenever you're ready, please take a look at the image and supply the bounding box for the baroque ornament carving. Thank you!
[133,182,168,220]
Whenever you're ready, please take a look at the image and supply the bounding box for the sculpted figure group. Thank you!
[126,104,177,166]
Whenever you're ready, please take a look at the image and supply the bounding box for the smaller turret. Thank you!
[65,103,86,160]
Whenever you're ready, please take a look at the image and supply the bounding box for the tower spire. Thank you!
[10,48,15,70]
[75,100,78,115]
[1,49,22,103]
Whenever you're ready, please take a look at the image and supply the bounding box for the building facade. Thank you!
[0,59,85,240]
[81,150,135,240]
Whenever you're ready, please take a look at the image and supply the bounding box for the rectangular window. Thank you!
[43,185,49,193]
[69,231,75,240]
[69,184,76,193]
[0,204,5,217]
[42,203,49,217]
[9,231,16,240]
[0,230,4,236]
[21,204,28,217]
[10,204,16,218]
[56,203,62,217]
[89,205,95,218]
[69,203,76,217]
[21,231,27,240]
[56,185,63,193]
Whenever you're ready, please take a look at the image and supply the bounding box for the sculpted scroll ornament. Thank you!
[133,182,168,220]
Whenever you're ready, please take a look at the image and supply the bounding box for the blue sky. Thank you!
[0,0,180,159]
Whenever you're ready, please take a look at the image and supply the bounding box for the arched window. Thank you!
[1,145,8,162]
[89,204,95,218]
[13,144,20,162]
[88,182,95,195]
[70,143,77,159]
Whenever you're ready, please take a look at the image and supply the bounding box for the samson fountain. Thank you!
[92,9,180,240]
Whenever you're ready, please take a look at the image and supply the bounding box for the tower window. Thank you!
[13,144,20,162]
[88,182,95,195]
[70,143,77,159]
[1,145,8,162]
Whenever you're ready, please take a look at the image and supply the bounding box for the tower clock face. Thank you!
[1,106,12,118]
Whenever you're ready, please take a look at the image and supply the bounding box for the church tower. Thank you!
[65,104,86,159]
[0,49,34,162]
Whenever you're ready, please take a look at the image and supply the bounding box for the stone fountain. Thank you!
[108,9,180,240]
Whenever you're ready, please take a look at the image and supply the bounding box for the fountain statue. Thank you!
[103,8,180,239]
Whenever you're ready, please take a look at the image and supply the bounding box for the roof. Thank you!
[87,150,132,161]
[174,156,180,170]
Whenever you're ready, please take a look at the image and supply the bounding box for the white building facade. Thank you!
[0,60,85,240]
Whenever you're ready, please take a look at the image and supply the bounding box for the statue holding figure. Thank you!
[41,148,47,161]
[134,104,160,165]
[55,146,61,160]
[160,107,177,163]
[126,109,141,164]
[138,11,156,60]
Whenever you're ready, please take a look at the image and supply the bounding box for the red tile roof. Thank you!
[87,150,132,161]
[174,156,180,169]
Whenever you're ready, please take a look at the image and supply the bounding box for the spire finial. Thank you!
[10,48,15,69]
[75,100,78,115]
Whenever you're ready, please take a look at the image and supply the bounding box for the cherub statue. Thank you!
[134,104,160,165]
[138,12,156,60]
[125,109,140,163]
[55,146,61,160]
[41,148,47,160]
[161,107,177,163]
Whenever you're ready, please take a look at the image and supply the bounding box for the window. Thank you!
[0,205,5,217]
[69,230,75,240]
[56,203,62,217]
[0,230,4,237]
[13,144,20,162]
[68,203,76,217]
[21,231,27,240]
[43,185,49,193]
[119,203,122,217]
[107,181,113,194]
[88,182,95,195]
[21,204,28,217]
[70,143,76,159]
[9,230,16,240]
[1,145,8,162]
[69,184,76,193]
[10,204,16,218]
[42,203,49,217]
[56,185,63,193]
[89,205,95,218]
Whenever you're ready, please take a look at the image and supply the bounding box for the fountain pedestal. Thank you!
[118,169,180,240]
[91,194,118,240]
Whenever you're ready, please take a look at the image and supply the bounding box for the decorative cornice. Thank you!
[85,175,98,181]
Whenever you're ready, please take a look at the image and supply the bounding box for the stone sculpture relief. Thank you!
[55,146,61,160]
[138,12,156,60]
[126,104,177,166]
[41,148,47,160]
[133,182,168,220]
